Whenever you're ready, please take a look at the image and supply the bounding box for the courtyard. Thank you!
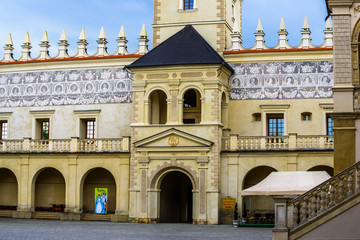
[0,218,272,240]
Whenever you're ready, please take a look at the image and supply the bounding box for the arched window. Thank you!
[183,89,201,124]
[184,0,194,10]
[149,90,167,125]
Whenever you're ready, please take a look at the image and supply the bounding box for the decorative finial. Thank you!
[5,33,13,46]
[303,16,309,30]
[325,18,332,30]
[23,32,31,45]
[139,24,147,38]
[256,18,263,32]
[98,26,106,40]
[279,17,286,31]
[79,28,87,41]
[60,29,68,42]
[118,25,126,39]
[41,31,49,43]
[3,33,15,62]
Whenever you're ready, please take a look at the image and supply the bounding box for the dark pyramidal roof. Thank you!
[127,25,234,72]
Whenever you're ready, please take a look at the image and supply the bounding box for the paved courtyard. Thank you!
[0,218,272,240]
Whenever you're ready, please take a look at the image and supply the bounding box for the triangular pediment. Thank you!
[134,128,213,151]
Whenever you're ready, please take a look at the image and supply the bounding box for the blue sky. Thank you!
[0,0,328,59]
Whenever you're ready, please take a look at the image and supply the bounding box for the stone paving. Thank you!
[0,218,272,240]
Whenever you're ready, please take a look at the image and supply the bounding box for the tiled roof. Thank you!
[127,25,234,72]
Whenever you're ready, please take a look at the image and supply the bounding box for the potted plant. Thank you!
[233,202,239,227]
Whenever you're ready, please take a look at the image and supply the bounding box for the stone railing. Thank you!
[272,161,360,240]
[0,137,130,153]
[223,134,334,151]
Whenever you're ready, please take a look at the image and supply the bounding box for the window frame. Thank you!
[267,115,285,137]
[74,110,101,139]
[183,0,194,10]
[0,112,12,140]
[30,110,54,140]
[260,104,289,136]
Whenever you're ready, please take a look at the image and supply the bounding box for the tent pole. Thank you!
[250,196,252,217]
[240,196,243,224]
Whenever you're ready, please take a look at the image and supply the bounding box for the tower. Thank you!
[153,0,242,52]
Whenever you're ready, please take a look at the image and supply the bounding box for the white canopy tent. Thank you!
[241,171,331,196]
[240,171,331,224]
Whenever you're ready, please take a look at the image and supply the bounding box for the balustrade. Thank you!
[0,137,129,153]
[223,135,334,151]
[287,161,360,231]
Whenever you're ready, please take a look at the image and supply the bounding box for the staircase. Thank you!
[81,213,112,221]
[273,161,360,240]
[32,211,61,220]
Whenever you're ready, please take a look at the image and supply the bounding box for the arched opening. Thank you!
[82,168,116,214]
[183,89,201,124]
[160,171,193,223]
[242,166,277,224]
[149,90,167,124]
[308,165,334,177]
[221,92,227,126]
[34,168,65,212]
[0,168,18,210]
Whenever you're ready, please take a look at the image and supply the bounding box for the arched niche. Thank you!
[33,168,65,212]
[0,168,18,210]
[81,168,116,214]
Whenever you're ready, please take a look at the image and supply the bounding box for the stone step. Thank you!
[0,210,13,218]
[82,213,111,221]
[33,211,61,220]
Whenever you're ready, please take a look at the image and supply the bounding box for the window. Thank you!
[301,112,312,121]
[86,120,96,139]
[184,89,197,108]
[326,115,334,136]
[184,0,194,10]
[0,121,8,140]
[267,115,284,136]
[40,120,49,140]
[183,89,201,124]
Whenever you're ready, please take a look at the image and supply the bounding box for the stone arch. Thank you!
[148,89,168,124]
[241,165,279,190]
[31,167,66,212]
[149,163,198,190]
[179,85,204,99]
[145,86,171,100]
[308,165,334,176]
[221,91,228,126]
[0,168,18,210]
[181,87,203,124]
[80,167,117,214]
[241,166,278,219]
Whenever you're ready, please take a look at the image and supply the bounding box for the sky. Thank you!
[0,0,329,59]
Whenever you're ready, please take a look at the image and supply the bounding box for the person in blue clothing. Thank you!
[95,193,104,214]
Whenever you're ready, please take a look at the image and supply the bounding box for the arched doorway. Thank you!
[308,165,334,176]
[183,89,201,124]
[149,90,167,124]
[242,166,277,223]
[81,168,116,214]
[0,168,18,210]
[160,171,193,223]
[34,168,65,212]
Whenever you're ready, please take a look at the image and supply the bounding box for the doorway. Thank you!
[160,171,193,223]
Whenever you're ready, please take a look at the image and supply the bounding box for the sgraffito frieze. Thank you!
[0,68,133,107]
[229,61,334,100]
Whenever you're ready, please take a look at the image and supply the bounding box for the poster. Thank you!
[222,198,235,209]
[94,188,108,214]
